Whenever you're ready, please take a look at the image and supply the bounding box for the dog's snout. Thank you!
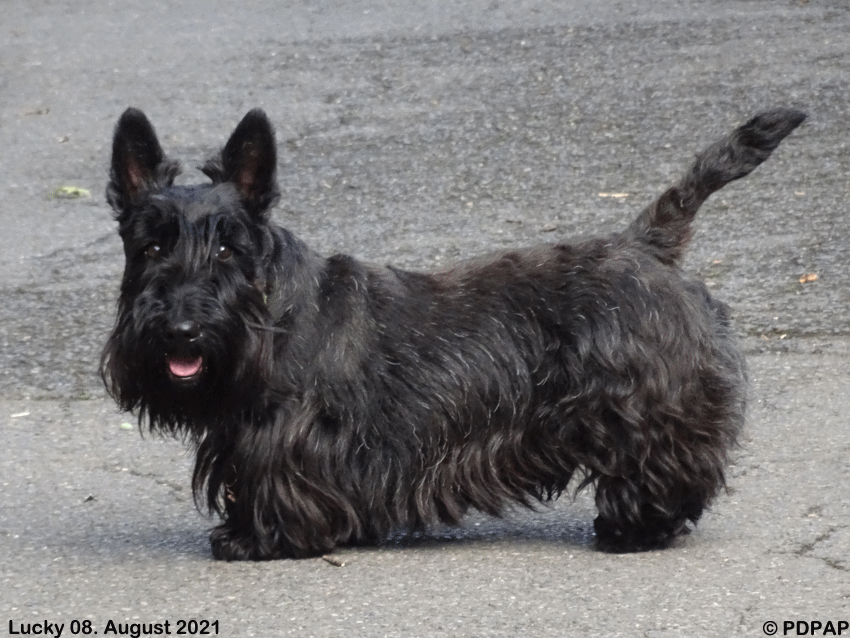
[165,320,201,346]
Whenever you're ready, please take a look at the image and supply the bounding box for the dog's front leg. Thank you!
[209,403,359,561]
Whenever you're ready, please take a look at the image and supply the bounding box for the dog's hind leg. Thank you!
[592,465,716,553]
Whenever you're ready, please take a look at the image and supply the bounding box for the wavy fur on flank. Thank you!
[101,107,805,560]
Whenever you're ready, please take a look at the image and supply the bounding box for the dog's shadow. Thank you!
[373,498,599,554]
[61,504,595,563]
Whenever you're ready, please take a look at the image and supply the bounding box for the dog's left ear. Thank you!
[203,109,280,217]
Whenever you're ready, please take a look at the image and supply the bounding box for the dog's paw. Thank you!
[210,525,269,561]
[593,515,689,553]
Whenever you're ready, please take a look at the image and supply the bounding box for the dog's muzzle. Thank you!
[164,320,204,381]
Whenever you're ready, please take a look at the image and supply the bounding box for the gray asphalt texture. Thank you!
[2,1,849,636]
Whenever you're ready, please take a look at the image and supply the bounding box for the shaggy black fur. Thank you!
[101,106,805,560]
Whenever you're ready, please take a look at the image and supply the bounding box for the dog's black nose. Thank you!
[165,320,201,346]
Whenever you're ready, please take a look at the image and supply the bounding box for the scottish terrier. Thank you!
[101,106,805,560]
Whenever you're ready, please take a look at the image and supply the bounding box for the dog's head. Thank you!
[101,109,281,430]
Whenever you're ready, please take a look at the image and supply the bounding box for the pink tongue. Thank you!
[168,356,203,378]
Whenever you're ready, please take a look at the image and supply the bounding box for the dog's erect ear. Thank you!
[202,109,280,217]
[107,108,180,214]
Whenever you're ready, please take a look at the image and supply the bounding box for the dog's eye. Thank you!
[144,243,162,259]
[217,244,233,261]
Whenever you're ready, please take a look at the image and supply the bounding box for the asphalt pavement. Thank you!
[1,1,848,636]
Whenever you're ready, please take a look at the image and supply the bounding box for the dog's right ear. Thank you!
[107,108,180,215]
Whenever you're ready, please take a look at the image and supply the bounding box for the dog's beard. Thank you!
[101,305,272,434]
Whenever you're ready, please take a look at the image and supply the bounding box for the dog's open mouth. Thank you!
[167,355,204,380]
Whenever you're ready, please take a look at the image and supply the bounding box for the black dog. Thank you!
[101,106,805,560]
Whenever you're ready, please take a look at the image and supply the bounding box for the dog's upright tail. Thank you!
[627,108,806,264]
